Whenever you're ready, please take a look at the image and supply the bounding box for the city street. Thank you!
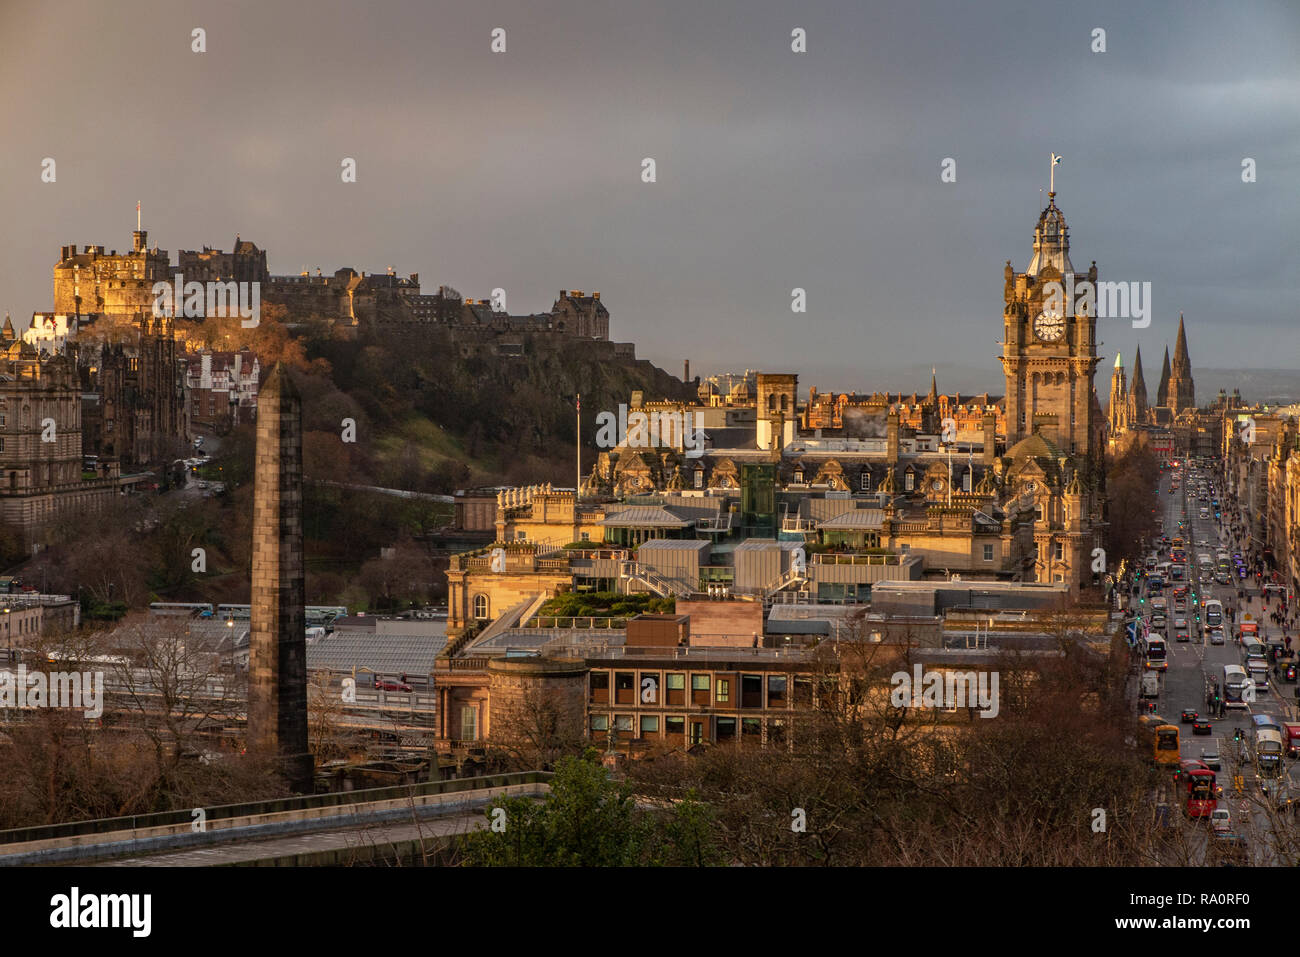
[1126,460,1297,865]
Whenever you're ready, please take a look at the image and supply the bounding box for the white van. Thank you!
[1247,659,1270,692]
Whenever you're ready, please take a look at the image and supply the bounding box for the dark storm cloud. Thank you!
[0,0,1295,398]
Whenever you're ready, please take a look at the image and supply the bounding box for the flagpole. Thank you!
[576,393,581,501]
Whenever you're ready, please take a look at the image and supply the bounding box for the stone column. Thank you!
[248,364,314,792]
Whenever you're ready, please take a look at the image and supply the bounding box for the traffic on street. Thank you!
[1122,457,1298,865]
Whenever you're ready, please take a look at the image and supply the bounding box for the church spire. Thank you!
[1157,346,1171,408]
[1172,313,1191,375]
[927,367,938,403]
[1130,344,1148,422]
[1168,313,1194,413]
[1108,352,1128,434]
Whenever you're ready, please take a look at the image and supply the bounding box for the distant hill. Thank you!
[1195,369,1300,407]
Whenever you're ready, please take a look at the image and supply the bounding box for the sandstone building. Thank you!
[0,320,124,535]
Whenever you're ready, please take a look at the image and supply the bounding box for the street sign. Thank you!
[1125,619,1141,647]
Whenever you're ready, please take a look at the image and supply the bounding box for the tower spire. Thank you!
[1129,344,1148,422]
[132,201,147,253]
[1157,346,1171,408]
[1168,313,1194,413]
[1173,313,1191,372]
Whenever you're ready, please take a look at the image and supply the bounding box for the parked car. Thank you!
[373,677,413,693]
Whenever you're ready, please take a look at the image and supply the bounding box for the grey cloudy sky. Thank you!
[1,0,1296,400]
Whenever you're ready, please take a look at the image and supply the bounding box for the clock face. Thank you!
[932,480,944,492]
[1034,312,1065,342]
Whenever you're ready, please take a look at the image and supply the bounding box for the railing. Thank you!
[763,565,808,599]
[588,645,813,661]
[531,538,566,559]
[523,616,628,629]
[564,548,631,561]
[620,561,692,598]
[769,591,815,605]
[812,553,899,566]
[781,518,818,532]
[0,771,554,849]
[436,656,490,672]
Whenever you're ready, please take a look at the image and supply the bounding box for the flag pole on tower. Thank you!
[576,393,581,500]
[136,201,141,231]
[1050,153,1062,195]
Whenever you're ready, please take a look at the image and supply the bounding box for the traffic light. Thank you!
[1234,728,1242,742]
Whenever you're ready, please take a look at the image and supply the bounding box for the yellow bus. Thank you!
[1141,714,1180,766]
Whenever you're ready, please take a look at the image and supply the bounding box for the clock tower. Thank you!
[999,190,1101,468]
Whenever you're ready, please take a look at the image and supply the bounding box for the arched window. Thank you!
[472,594,489,621]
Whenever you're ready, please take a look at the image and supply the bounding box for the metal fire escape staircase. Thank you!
[763,563,810,608]
[619,561,694,599]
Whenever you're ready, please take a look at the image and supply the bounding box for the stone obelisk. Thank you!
[248,363,313,792]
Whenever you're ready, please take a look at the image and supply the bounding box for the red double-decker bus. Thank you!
[1179,760,1217,818]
